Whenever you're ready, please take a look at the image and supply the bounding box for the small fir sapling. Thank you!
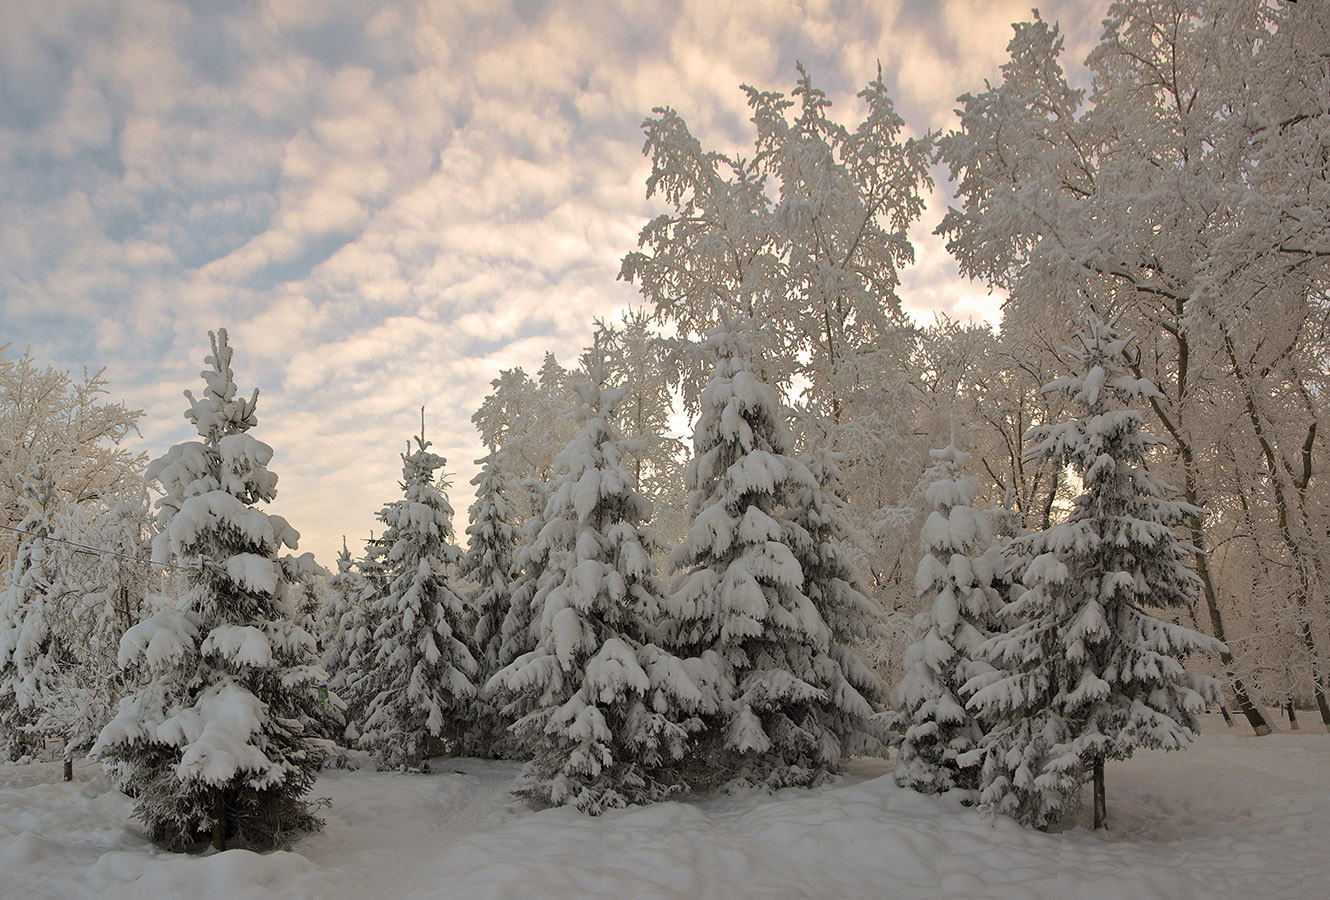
[493,477,551,680]
[319,538,373,741]
[0,463,66,760]
[287,551,345,752]
[787,438,892,757]
[458,449,519,758]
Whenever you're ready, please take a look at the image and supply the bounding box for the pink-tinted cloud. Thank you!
[0,0,1107,563]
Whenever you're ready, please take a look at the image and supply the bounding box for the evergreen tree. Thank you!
[356,428,476,770]
[894,445,998,796]
[667,315,883,790]
[459,449,518,758]
[967,317,1224,830]
[494,478,549,678]
[787,442,891,741]
[319,538,372,740]
[488,367,708,813]
[342,534,390,744]
[92,328,326,851]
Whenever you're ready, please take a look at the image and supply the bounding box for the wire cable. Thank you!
[0,523,195,573]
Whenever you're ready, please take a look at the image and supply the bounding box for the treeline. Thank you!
[1,0,1327,849]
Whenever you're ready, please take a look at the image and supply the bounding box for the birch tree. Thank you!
[0,346,145,569]
[622,66,935,599]
[939,1,1330,730]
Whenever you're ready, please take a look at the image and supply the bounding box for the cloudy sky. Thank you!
[1,0,1106,566]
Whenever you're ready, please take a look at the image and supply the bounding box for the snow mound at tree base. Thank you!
[1,716,1325,899]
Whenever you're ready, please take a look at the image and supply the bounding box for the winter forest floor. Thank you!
[1,714,1326,900]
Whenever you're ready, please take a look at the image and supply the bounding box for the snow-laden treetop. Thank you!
[183,328,260,445]
[1025,316,1164,470]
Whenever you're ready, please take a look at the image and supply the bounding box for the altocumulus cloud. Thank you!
[0,0,1104,565]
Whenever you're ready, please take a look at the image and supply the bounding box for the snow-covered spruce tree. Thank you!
[787,438,891,744]
[458,449,518,758]
[339,535,392,744]
[667,315,884,790]
[356,429,476,771]
[0,462,68,760]
[483,474,558,761]
[966,317,1224,830]
[893,445,999,796]
[488,367,708,813]
[319,538,372,738]
[493,477,550,680]
[92,329,326,851]
[287,551,344,751]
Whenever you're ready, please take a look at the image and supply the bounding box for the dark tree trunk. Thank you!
[63,757,73,782]
[1220,330,1329,729]
[1219,703,1234,727]
[1092,757,1106,830]
[1287,701,1300,731]
[212,788,227,852]
[1191,532,1269,733]
[1303,626,1330,726]
[1130,341,1272,737]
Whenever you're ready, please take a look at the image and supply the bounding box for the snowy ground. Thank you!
[2,715,1326,900]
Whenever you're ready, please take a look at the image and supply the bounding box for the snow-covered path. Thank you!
[1,717,1326,899]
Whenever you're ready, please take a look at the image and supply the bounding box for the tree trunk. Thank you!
[1130,329,1273,736]
[1287,701,1299,731]
[1301,619,1330,726]
[212,788,227,852]
[62,757,73,782]
[1192,527,1271,735]
[1219,703,1234,727]
[1219,328,1330,728]
[1092,757,1106,830]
